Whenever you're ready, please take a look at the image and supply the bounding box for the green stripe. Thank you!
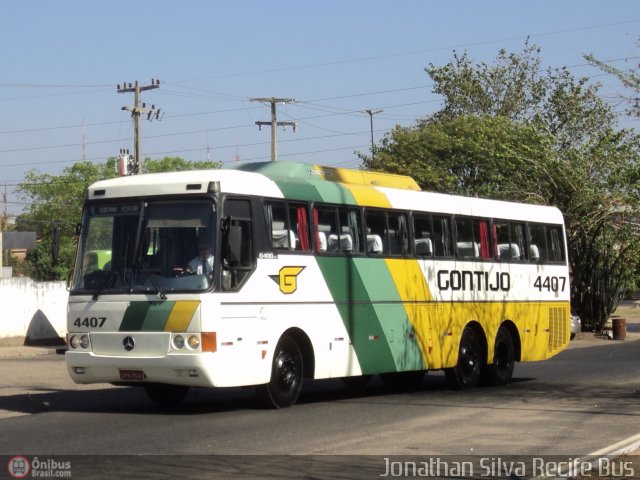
[274,178,358,205]
[119,301,175,332]
[316,257,424,374]
[354,259,426,372]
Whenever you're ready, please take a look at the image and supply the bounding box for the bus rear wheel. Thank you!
[482,327,515,386]
[445,326,483,389]
[144,383,190,406]
[258,336,303,409]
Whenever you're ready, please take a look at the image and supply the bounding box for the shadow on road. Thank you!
[1,370,639,420]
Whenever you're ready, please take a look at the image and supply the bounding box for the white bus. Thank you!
[66,161,570,407]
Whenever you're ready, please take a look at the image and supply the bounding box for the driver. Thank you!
[187,240,214,276]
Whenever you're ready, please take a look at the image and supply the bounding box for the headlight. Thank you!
[80,335,90,349]
[69,335,80,349]
[187,335,200,350]
[173,335,185,349]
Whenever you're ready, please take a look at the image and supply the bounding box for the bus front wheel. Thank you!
[445,326,483,389]
[258,336,303,408]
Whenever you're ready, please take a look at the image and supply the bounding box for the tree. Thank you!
[585,44,640,118]
[362,115,555,200]
[142,156,220,173]
[362,44,640,331]
[15,156,220,281]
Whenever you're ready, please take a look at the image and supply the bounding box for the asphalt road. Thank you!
[1,340,639,479]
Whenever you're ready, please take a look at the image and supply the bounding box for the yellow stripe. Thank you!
[164,301,200,332]
[311,164,421,191]
[384,259,433,363]
[342,183,391,207]
[383,259,570,369]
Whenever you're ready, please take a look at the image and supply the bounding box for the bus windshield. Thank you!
[71,200,216,296]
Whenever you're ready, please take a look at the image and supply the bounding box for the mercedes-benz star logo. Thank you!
[122,336,135,351]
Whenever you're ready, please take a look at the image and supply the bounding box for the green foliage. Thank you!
[363,115,555,199]
[362,43,640,332]
[142,156,220,173]
[585,48,640,118]
[15,156,220,281]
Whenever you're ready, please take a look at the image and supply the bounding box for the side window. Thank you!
[314,205,339,254]
[337,208,362,254]
[265,201,310,252]
[365,210,386,254]
[546,225,565,263]
[432,215,453,257]
[455,217,491,260]
[222,199,254,291]
[413,213,433,257]
[455,217,476,259]
[387,212,409,255]
[527,223,547,263]
[495,221,526,261]
[495,222,511,260]
[475,219,491,259]
[511,222,527,261]
[290,204,310,252]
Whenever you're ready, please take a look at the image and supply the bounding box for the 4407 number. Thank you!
[73,317,106,328]
[534,275,567,292]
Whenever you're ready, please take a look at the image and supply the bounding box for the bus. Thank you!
[66,161,570,408]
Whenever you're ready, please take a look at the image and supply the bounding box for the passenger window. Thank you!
[495,221,526,261]
[546,225,565,263]
[455,217,491,260]
[413,214,433,257]
[432,215,453,257]
[387,212,409,255]
[527,223,547,263]
[265,202,310,252]
[338,208,362,254]
[365,210,386,254]
[314,206,339,254]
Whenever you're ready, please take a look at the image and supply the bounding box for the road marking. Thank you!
[589,432,640,456]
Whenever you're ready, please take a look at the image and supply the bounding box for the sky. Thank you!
[0,0,638,217]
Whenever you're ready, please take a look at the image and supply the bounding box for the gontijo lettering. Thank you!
[437,270,510,291]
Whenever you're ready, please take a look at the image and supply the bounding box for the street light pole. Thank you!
[364,109,383,161]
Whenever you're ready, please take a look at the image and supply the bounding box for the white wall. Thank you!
[0,278,67,338]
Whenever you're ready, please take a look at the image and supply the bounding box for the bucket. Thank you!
[612,317,626,340]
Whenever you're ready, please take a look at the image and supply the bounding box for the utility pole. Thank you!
[2,183,6,231]
[117,79,162,174]
[251,97,297,161]
[363,109,383,162]
[0,183,6,275]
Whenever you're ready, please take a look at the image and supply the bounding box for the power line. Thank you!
[0,54,635,138]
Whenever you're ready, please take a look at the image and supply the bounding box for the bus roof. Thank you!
[85,161,563,224]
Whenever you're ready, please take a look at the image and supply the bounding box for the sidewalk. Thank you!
[0,336,60,358]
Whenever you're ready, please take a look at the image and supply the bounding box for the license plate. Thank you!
[119,369,144,381]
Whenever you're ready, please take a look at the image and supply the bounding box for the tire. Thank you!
[144,383,190,406]
[482,327,515,386]
[445,326,483,389]
[380,371,426,389]
[258,336,304,408]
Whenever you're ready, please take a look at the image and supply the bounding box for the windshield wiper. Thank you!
[133,254,167,301]
[90,271,118,301]
[146,273,167,300]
